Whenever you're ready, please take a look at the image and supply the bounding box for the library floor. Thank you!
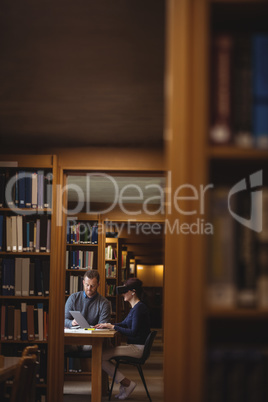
[63,331,163,402]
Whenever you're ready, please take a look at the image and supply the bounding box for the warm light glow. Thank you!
[136,264,164,287]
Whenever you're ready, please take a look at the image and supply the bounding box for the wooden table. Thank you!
[0,356,20,382]
[64,328,117,402]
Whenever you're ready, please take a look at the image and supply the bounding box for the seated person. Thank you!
[95,278,150,400]
[65,269,111,352]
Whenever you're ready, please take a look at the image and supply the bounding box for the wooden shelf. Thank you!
[206,308,268,319]
[0,208,52,212]
[0,252,51,256]
[69,213,99,221]
[207,145,268,160]
[66,243,98,247]
[0,155,54,168]
[211,0,267,3]
[0,296,49,300]
[1,340,48,344]
[66,269,90,272]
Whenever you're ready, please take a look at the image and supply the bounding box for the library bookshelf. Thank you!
[104,236,134,324]
[104,237,120,323]
[65,215,100,296]
[164,1,268,401]
[0,154,57,402]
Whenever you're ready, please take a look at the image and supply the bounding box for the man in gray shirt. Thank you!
[65,269,111,328]
[65,270,111,366]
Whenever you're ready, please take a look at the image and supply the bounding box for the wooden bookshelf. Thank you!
[164,1,268,401]
[104,237,120,322]
[65,217,99,297]
[0,154,57,402]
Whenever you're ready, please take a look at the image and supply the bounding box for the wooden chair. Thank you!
[22,345,39,357]
[21,345,39,402]
[10,354,37,402]
[108,330,157,401]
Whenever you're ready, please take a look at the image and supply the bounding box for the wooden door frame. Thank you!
[49,150,166,402]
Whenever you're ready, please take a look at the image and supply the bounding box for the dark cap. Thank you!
[116,278,143,296]
[116,285,130,295]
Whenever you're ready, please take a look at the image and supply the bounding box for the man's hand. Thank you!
[72,319,78,326]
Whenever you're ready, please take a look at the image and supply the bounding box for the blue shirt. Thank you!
[114,301,150,345]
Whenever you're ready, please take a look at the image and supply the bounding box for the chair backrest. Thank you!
[22,345,39,357]
[10,354,37,402]
[22,344,39,402]
[140,330,157,364]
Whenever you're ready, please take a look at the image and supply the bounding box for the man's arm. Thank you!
[65,294,75,328]
[98,299,112,323]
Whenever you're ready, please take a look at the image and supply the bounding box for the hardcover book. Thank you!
[252,34,268,148]
[210,34,233,144]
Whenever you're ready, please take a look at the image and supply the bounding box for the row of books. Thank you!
[207,187,268,308]
[105,245,117,260]
[106,283,116,296]
[0,170,52,209]
[0,214,51,253]
[207,348,268,402]
[66,250,94,270]
[66,275,84,295]
[66,220,98,244]
[105,263,117,278]
[121,250,127,269]
[0,257,50,297]
[1,302,48,342]
[210,33,268,148]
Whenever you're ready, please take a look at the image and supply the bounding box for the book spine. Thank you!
[0,173,5,208]
[37,303,44,341]
[232,34,253,147]
[37,171,44,209]
[21,258,30,297]
[7,305,14,340]
[25,172,32,208]
[1,305,6,340]
[0,215,3,251]
[15,257,22,296]
[252,34,268,148]
[18,171,26,208]
[29,262,35,296]
[32,173,37,208]
[27,304,35,341]
[210,34,233,144]
[21,302,28,341]
[235,191,258,307]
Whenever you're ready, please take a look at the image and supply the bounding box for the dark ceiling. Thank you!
[0,0,165,153]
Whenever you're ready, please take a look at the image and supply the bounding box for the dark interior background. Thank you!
[0,0,165,152]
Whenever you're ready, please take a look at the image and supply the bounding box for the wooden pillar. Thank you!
[164,0,208,401]
[47,165,66,402]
